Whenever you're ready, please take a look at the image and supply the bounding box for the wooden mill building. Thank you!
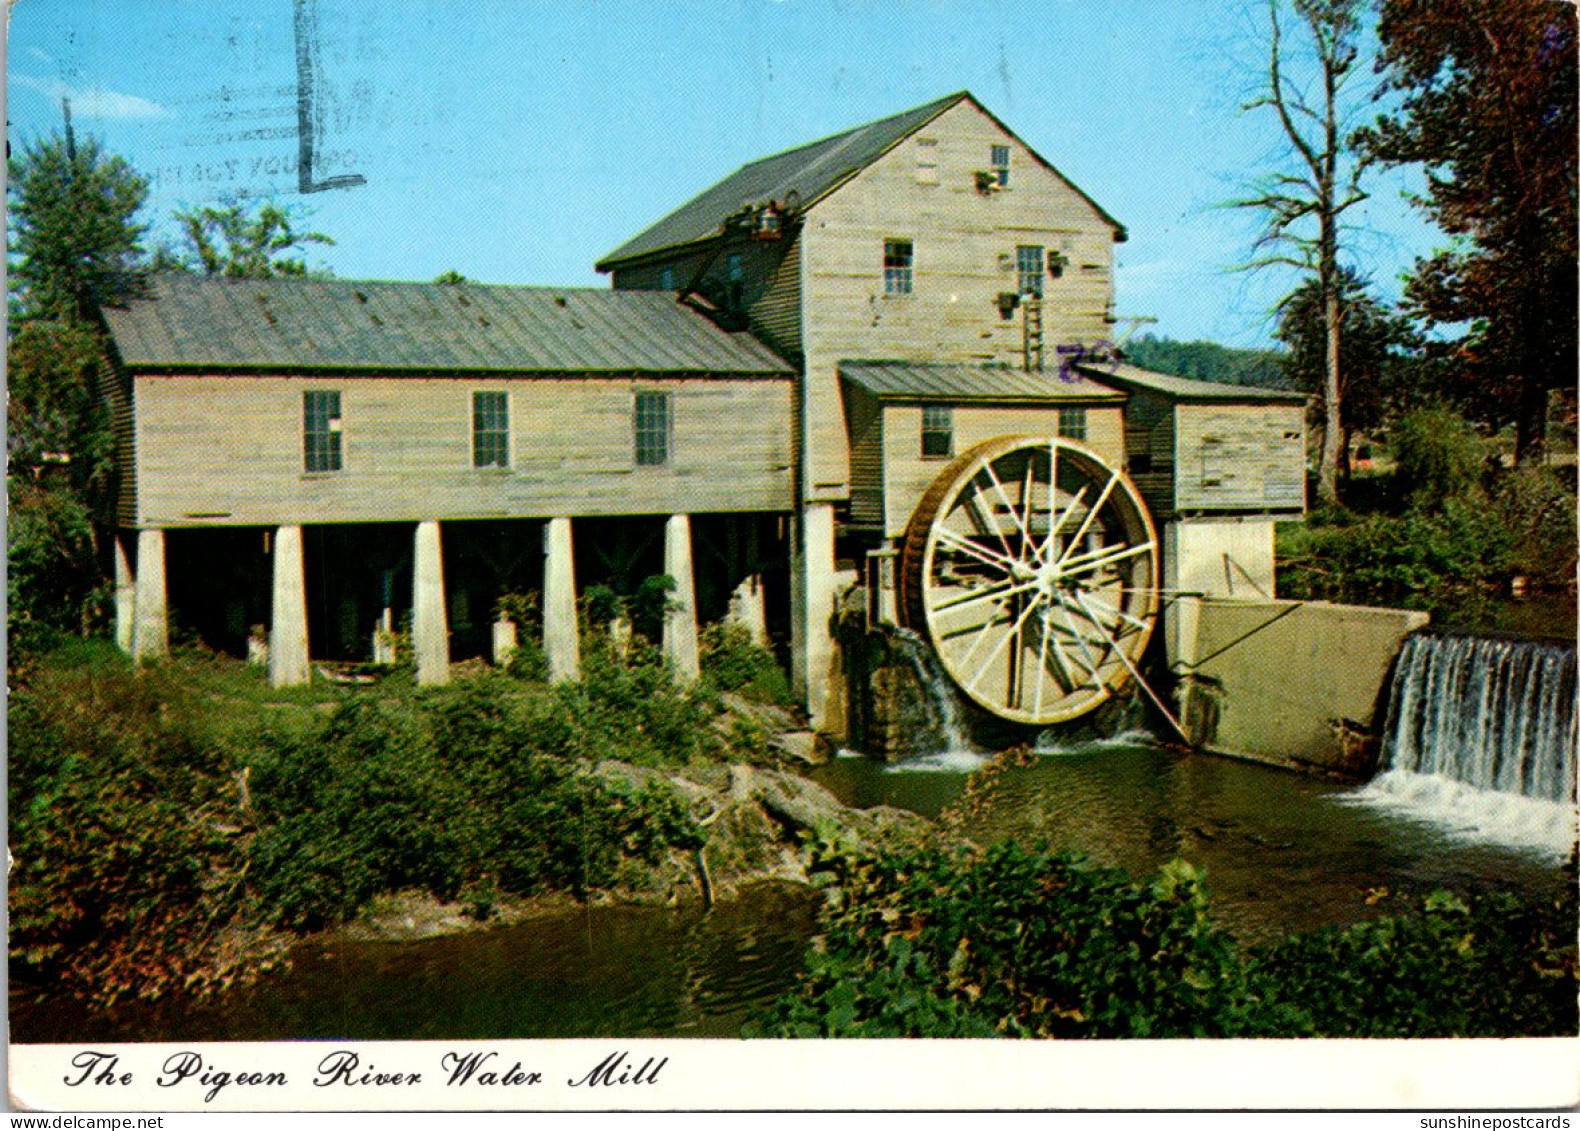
[100,91,1306,729]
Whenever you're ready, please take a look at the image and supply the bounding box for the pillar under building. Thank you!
[794,501,838,730]
[663,513,700,681]
[269,524,311,687]
[131,528,168,663]
[726,573,770,648]
[114,533,135,654]
[413,520,450,686]
[543,516,580,682]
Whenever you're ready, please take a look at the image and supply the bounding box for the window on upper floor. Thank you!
[726,253,744,283]
[922,405,953,458]
[635,389,671,467]
[472,390,509,468]
[1017,245,1044,298]
[303,390,342,473]
[991,144,1010,187]
[659,265,675,289]
[884,239,913,295]
[1059,406,1087,442]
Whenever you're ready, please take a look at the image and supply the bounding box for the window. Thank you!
[1059,406,1087,442]
[659,266,674,289]
[472,390,509,468]
[991,144,1010,187]
[635,390,671,466]
[726,253,744,283]
[1017,245,1044,298]
[883,239,913,295]
[922,405,953,458]
[304,390,342,472]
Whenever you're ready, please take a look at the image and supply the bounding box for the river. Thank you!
[13,732,1571,1044]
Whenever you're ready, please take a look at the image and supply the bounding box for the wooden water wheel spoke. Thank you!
[901,437,1160,726]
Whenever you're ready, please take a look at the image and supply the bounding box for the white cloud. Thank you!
[12,74,174,121]
[27,47,53,64]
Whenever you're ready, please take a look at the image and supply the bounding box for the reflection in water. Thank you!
[10,883,819,1044]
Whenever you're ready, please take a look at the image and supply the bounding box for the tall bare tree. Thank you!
[1235,0,1371,505]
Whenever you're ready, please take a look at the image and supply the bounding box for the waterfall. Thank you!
[887,627,972,758]
[1349,632,1578,859]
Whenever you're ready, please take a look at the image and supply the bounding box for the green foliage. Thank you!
[700,622,793,705]
[495,591,549,681]
[7,481,107,651]
[1389,404,1485,503]
[756,843,1255,1038]
[1122,334,1290,389]
[433,269,467,284]
[557,637,727,766]
[156,199,333,278]
[7,132,149,321]
[756,842,1578,1039]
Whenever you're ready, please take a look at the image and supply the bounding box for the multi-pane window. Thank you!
[1059,406,1087,442]
[1017,245,1044,298]
[635,390,671,467]
[883,239,913,295]
[472,390,509,468]
[303,390,342,472]
[991,144,1010,187]
[922,405,953,458]
[726,253,744,283]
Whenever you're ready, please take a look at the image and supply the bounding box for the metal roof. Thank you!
[841,361,1127,402]
[101,275,795,376]
[1077,362,1308,404]
[597,91,1125,270]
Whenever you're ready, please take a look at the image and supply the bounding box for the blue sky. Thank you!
[7,0,1445,347]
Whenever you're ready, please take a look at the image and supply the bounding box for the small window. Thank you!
[1017,245,1044,298]
[635,390,671,467]
[659,266,674,289]
[304,390,342,472]
[884,239,913,295]
[726,253,744,283]
[472,390,509,468]
[1059,406,1087,442]
[922,405,953,458]
[991,144,1010,187]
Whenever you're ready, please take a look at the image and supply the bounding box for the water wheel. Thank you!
[898,435,1161,726]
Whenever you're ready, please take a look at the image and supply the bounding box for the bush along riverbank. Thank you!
[752,841,1578,1039]
[7,631,929,1009]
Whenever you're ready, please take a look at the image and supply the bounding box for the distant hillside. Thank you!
[1121,334,1293,390]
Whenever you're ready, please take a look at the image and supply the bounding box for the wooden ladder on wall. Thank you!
[1022,296,1044,372]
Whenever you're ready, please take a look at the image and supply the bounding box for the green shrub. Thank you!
[755,843,1578,1039]
[1389,404,1485,505]
[700,622,793,705]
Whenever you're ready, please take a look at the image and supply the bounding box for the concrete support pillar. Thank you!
[412,520,450,686]
[663,513,700,681]
[131,528,168,663]
[726,574,770,648]
[543,517,580,682]
[268,524,311,687]
[113,533,135,654]
[795,501,838,730]
[492,618,518,667]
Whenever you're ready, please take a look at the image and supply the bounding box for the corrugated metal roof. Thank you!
[1078,362,1308,404]
[841,361,1127,402]
[101,275,795,376]
[597,93,965,270]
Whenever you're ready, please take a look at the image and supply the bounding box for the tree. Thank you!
[7,131,150,322]
[1274,268,1415,473]
[1234,0,1372,505]
[1360,0,1577,464]
[156,200,334,278]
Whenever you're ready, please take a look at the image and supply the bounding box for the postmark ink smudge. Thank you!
[294,0,365,194]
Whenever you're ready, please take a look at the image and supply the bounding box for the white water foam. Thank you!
[1034,727,1157,756]
[883,749,993,774]
[1341,768,1580,862]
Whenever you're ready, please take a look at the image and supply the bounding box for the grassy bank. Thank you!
[8,629,796,1007]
